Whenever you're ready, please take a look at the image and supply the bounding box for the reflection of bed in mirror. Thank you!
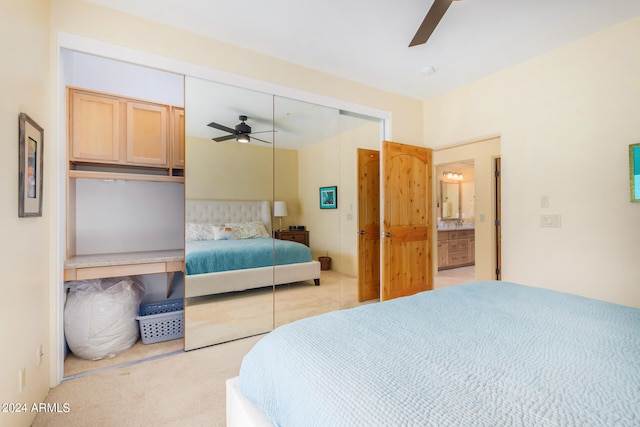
[185,200,321,298]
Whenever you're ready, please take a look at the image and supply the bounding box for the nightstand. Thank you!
[274,230,309,247]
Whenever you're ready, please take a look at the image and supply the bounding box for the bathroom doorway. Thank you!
[432,135,501,287]
[435,162,476,288]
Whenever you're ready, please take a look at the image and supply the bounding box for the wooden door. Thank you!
[69,89,121,163]
[381,141,433,301]
[357,148,380,301]
[126,101,169,167]
[495,157,502,279]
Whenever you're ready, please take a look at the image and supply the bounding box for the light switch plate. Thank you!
[540,195,550,208]
[540,214,561,227]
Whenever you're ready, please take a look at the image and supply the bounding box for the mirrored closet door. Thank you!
[271,96,342,326]
[183,77,385,350]
[184,77,275,350]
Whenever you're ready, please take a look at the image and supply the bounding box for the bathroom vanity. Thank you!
[437,228,475,270]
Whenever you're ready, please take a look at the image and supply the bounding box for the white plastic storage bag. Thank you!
[64,276,144,360]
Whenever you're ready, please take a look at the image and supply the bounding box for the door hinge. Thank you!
[495,219,501,226]
[495,170,501,178]
[496,268,501,276]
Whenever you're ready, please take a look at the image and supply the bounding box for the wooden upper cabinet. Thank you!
[68,87,178,169]
[126,101,169,167]
[69,90,121,163]
[171,107,185,169]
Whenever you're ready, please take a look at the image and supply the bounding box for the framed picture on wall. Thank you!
[630,142,640,202]
[319,186,337,209]
[18,113,44,217]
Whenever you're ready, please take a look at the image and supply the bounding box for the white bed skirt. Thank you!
[226,377,273,427]
[186,260,321,298]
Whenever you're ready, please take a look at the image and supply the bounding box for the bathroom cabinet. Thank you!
[437,229,475,270]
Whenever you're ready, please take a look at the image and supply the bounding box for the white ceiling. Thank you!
[86,0,640,101]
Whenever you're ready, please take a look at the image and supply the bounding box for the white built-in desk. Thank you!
[64,249,184,297]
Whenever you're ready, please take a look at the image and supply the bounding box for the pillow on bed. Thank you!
[226,221,270,239]
[213,226,233,240]
[185,223,219,241]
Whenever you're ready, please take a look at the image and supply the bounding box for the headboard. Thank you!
[185,200,273,235]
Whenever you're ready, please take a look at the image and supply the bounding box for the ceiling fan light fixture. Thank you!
[209,115,271,144]
[236,122,251,134]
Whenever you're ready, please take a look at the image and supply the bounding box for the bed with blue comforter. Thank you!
[186,237,312,276]
[238,281,640,426]
[184,200,321,298]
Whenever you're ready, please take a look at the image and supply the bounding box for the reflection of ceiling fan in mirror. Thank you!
[409,0,461,47]
[207,115,273,144]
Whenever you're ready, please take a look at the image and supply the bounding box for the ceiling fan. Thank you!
[409,0,461,47]
[207,115,273,144]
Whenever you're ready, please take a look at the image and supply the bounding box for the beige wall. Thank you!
[186,136,274,201]
[274,149,300,228]
[185,136,299,226]
[424,18,640,307]
[299,137,341,263]
[0,0,51,425]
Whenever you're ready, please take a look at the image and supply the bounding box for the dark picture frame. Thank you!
[19,113,44,217]
[319,186,337,209]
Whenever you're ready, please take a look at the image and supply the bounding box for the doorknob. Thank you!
[357,230,366,235]
[382,232,391,238]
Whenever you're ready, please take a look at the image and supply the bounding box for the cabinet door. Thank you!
[126,101,169,166]
[69,90,121,163]
[171,107,185,169]
[437,240,448,269]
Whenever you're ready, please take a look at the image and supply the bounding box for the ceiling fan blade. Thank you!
[409,0,454,47]
[207,121,236,134]
[213,134,236,142]
[251,136,272,144]
[250,129,277,135]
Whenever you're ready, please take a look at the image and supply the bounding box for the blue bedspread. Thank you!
[239,281,640,426]
[186,238,311,276]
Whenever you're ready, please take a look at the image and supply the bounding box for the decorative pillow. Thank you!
[213,226,233,241]
[226,221,270,239]
[185,223,218,241]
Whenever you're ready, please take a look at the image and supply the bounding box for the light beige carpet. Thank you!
[34,335,262,427]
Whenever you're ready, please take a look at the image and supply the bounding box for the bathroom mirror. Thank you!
[441,182,460,219]
[630,143,640,202]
